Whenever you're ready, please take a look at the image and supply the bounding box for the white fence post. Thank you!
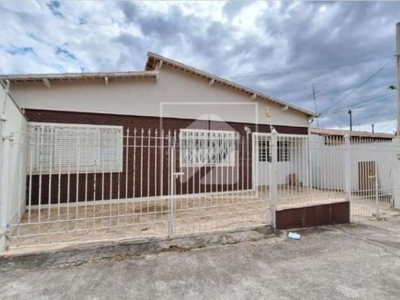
[168,132,176,238]
[375,143,380,217]
[392,137,400,209]
[306,133,312,189]
[0,120,6,251]
[344,134,351,197]
[0,133,11,251]
[270,128,278,228]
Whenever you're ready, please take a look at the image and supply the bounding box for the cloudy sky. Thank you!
[1,0,399,132]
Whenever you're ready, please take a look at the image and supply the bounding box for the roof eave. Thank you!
[0,71,158,83]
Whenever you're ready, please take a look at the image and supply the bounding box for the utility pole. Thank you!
[348,110,352,131]
[396,22,400,136]
[310,85,320,128]
[372,124,374,133]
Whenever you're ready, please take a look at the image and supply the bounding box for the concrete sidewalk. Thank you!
[2,217,400,299]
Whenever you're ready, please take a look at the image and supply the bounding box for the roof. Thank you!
[310,128,395,139]
[0,52,316,118]
[145,52,317,118]
[0,71,158,82]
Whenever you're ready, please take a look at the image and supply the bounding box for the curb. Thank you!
[0,226,275,270]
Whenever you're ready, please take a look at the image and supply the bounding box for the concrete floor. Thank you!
[7,186,395,251]
[2,216,400,300]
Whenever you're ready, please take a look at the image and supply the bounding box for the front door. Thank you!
[358,161,377,196]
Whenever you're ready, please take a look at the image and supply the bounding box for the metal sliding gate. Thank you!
[6,125,271,250]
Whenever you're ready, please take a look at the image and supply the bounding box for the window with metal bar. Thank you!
[277,141,290,162]
[258,140,271,162]
[256,138,290,162]
[180,129,236,166]
[28,123,123,173]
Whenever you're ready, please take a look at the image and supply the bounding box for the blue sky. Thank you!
[0,0,399,132]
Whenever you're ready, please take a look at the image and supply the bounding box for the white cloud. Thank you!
[0,0,399,128]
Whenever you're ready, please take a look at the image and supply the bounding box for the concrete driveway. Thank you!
[2,216,400,300]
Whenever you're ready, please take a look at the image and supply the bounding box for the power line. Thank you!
[323,94,394,116]
[348,96,395,111]
[228,58,381,80]
[325,93,395,115]
[318,93,396,129]
[319,57,395,115]
[377,122,395,132]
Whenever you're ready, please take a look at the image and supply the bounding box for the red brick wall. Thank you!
[25,109,308,205]
[275,201,350,229]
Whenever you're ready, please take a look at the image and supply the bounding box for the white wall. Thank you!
[0,82,27,251]
[309,135,346,191]
[310,135,396,193]
[9,66,310,128]
[392,138,400,209]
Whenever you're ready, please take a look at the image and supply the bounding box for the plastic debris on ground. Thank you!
[287,232,301,240]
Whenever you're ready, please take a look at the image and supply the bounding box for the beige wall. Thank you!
[9,66,310,128]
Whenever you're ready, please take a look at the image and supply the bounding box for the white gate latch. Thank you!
[173,172,184,178]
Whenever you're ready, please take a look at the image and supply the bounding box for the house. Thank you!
[0,52,316,206]
[310,128,394,145]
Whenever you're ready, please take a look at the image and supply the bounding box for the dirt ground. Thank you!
[6,186,395,252]
[8,195,269,250]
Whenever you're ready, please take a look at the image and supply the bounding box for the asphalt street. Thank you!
[1,217,400,299]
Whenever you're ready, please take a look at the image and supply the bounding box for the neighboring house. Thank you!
[0,52,316,205]
[310,128,394,144]
[310,128,395,194]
